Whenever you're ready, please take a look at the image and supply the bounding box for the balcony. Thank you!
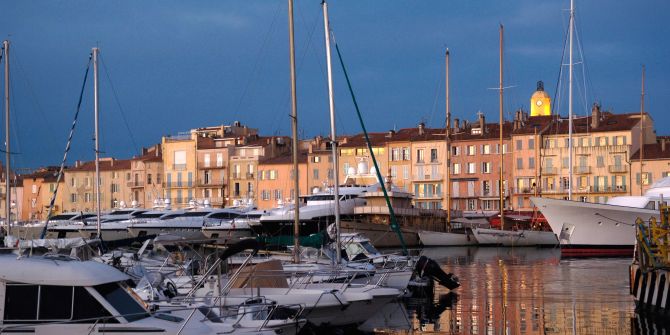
[415,192,443,199]
[245,173,255,180]
[574,166,591,174]
[197,179,226,187]
[414,173,443,181]
[608,165,628,173]
[593,185,628,193]
[513,187,533,195]
[541,167,558,175]
[172,164,187,171]
[164,181,191,188]
[127,181,145,188]
[232,172,242,180]
[198,161,225,169]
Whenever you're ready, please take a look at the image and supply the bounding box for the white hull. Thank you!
[418,230,476,246]
[471,227,558,247]
[531,196,657,248]
[127,226,205,240]
[201,228,253,244]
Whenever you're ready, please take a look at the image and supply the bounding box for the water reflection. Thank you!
[631,313,670,335]
[398,247,638,334]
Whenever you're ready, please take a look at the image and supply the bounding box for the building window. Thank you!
[343,163,350,175]
[328,169,334,180]
[467,162,476,174]
[516,139,523,151]
[529,157,535,169]
[452,146,460,156]
[111,184,120,193]
[261,190,270,201]
[467,145,476,156]
[204,154,211,167]
[467,199,476,211]
[216,153,224,167]
[562,157,569,169]
[391,148,400,161]
[453,163,461,174]
[482,162,491,174]
[269,170,277,180]
[483,180,491,195]
[70,193,77,203]
[528,138,535,150]
[312,156,321,163]
[417,149,424,163]
[274,189,282,200]
[430,149,438,163]
[402,148,410,161]
[403,166,409,180]
[482,144,491,154]
[147,174,152,185]
[391,166,398,179]
[597,156,604,167]
[313,169,319,180]
[70,178,77,187]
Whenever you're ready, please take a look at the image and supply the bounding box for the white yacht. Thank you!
[258,184,375,239]
[0,253,302,334]
[201,211,257,243]
[531,177,670,255]
[128,208,243,241]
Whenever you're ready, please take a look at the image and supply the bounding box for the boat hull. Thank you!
[418,230,476,247]
[531,196,657,254]
[340,220,420,248]
[630,263,670,316]
[471,227,558,247]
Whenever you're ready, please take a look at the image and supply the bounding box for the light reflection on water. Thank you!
[398,247,644,335]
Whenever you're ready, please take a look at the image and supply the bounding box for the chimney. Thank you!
[478,112,485,132]
[454,118,460,131]
[591,103,601,129]
[662,139,667,152]
[418,122,425,135]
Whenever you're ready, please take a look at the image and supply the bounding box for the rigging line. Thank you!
[234,0,283,116]
[333,37,407,256]
[98,53,140,156]
[39,55,92,239]
[552,20,569,118]
[427,69,442,128]
[276,5,323,138]
[12,48,61,154]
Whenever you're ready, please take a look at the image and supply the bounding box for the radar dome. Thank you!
[357,161,369,175]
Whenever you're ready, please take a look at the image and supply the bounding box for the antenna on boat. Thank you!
[498,24,505,227]
[322,0,342,264]
[445,48,452,231]
[639,65,645,195]
[2,40,10,237]
[568,0,575,201]
[288,0,301,263]
[93,47,102,239]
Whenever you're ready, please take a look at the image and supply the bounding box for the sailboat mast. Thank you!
[568,0,574,201]
[288,0,301,263]
[93,47,102,237]
[498,24,504,227]
[3,40,10,235]
[322,0,341,264]
[445,48,452,230]
[639,65,645,195]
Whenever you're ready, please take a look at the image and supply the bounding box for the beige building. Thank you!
[62,158,132,212]
[538,105,655,204]
[305,136,335,194]
[129,145,163,208]
[21,167,64,221]
[228,136,290,207]
[338,132,388,185]
[162,132,197,208]
[408,124,448,210]
[450,115,512,214]
[631,137,670,196]
[257,152,308,210]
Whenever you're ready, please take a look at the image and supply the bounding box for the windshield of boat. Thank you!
[360,241,380,255]
[74,214,97,221]
[306,195,335,201]
[94,282,149,322]
[178,211,210,218]
[107,210,134,216]
[48,214,77,221]
[134,212,166,219]
[207,212,240,220]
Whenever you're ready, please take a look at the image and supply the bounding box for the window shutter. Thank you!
[636,173,641,185]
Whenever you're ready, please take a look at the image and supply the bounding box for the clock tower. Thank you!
[530,81,551,116]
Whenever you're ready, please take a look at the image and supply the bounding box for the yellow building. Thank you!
[530,81,551,116]
[21,167,64,221]
[257,152,308,210]
[630,137,670,196]
[62,158,133,212]
[129,145,164,208]
[162,132,197,208]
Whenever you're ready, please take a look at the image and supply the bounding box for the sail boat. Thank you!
[530,0,660,256]
[470,25,558,247]
[418,49,476,247]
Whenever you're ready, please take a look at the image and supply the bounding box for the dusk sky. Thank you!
[1,0,669,169]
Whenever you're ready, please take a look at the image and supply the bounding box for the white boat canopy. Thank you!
[0,254,129,286]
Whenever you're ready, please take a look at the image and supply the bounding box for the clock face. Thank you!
[536,100,543,106]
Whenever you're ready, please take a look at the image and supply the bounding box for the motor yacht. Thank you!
[530,176,670,256]
[128,208,243,241]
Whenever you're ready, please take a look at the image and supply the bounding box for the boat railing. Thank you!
[634,204,670,271]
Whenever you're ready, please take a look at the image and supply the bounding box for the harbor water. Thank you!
[369,246,669,335]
